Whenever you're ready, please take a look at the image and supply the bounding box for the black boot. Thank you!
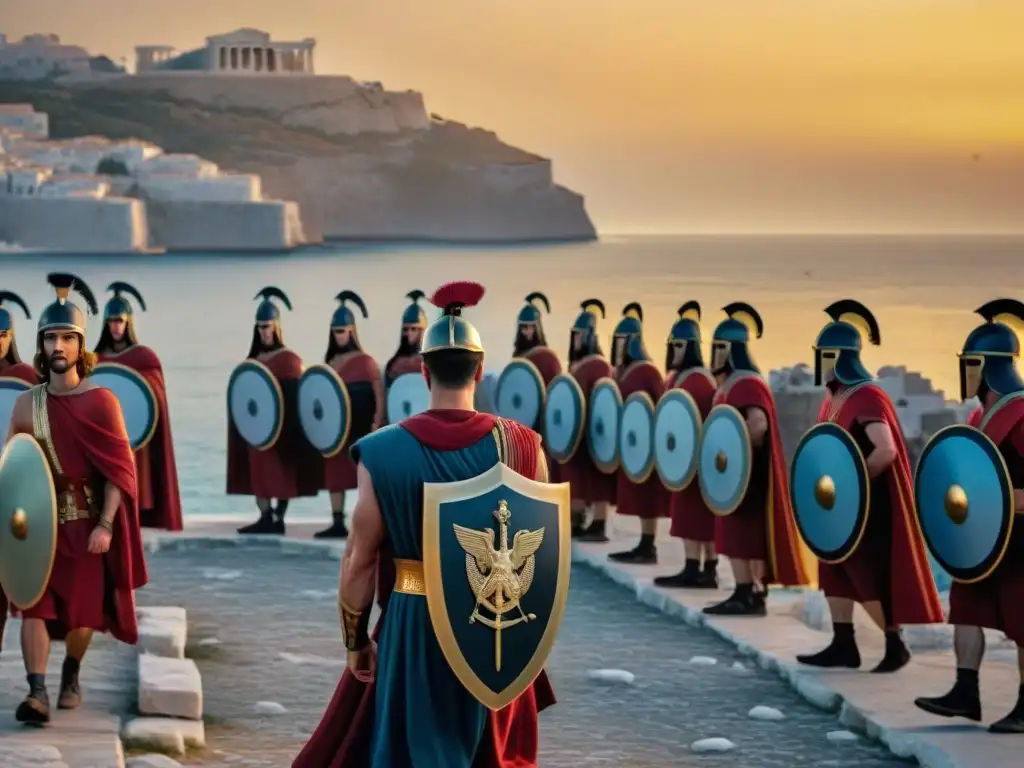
[797,622,861,669]
[703,583,766,617]
[58,656,82,710]
[914,668,982,722]
[237,504,284,535]
[314,512,349,539]
[609,533,656,564]
[577,519,609,543]
[696,558,719,588]
[571,510,587,538]
[990,685,1024,734]
[653,558,701,587]
[16,673,49,725]
[871,629,911,673]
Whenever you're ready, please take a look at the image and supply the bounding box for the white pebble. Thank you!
[278,652,345,667]
[197,637,220,647]
[731,661,747,671]
[688,655,718,666]
[748,705,785,721]
[586,669,635,684]
[201,568,243,581]
[253,701,287,715]
[691,737,736,753]
[300,589,336,599]
[826,730,859,744]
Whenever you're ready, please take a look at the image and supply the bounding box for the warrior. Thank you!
[316,290,384,539]
[382,289,427,390]
[795,300,942,672]
[228,287,321,535]
[93,282,183,531]
[561,299,617,541]
[703,302,813,616]
[293,281,555,767]
[608,303,670,564]
[654,301,720,588]
[3,272,147,724]
[512,292,563,480]
[914,300,1024,734]
[0,290,38,384]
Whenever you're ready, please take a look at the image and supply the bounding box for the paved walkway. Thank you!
[0,620,131,768]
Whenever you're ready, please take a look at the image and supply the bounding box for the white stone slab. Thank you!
[136,607,187,659]
[125,756,182,768]
[137,655,203,720]
[121,717,205,756]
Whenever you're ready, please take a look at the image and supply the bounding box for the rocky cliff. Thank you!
[0,77,596,243]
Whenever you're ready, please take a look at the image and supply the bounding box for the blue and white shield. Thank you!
[914,424,1014,584]
[495,359,546,429]
[423,463,571,711]
[0,377,31,438]
[228,360,285,451]
[90,362,160,451]
[387,372,430,423]
[790,423,870,564]
[698,405,753,516]
[653,389,702,491]
[543,374,586,463]
[619,391,655,483]
[297,364,351,458]
[587,377,622,474]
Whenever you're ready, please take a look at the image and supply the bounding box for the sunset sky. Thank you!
[5,0,1023,233]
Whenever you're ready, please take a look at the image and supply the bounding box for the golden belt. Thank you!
[56,483,98,525]
[394,559,426,596]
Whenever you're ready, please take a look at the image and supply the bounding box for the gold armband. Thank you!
[96,518,114,533]
[339,599,370,652]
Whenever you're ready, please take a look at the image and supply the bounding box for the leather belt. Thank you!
[393,559,426,596]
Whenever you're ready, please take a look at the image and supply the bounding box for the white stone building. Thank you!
[135,173,261,202]
[136,154,218,178]
[5,167,52,195]
[135,28,315,75]
[37,175,110,199]
[0,104,49,140]
[0,34,91,81]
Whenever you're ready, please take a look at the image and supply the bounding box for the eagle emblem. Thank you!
[452,499,544,671]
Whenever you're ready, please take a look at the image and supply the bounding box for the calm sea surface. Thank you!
[3,234,1021,522]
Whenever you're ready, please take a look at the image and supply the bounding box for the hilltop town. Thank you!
[0,29,596,251]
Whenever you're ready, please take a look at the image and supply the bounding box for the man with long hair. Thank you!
[0,290,38,385]
[93,282,182,531]
[316,290,384,539]
[228,287,321,534]
[293,280,555,768]
[382,289,427,392]
[3,272,147,724]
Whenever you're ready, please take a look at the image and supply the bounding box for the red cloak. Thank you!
[292,409,555,768]
[385,353,422,383]
[324,352,383,492]
[948,395,1024,644]
[667,368,718,542]
[714,374,814,586]
[615,360,669,519]
[560,355,617,504]
[818,384,943,624]
[14,387,147,645]
[0,360,39,385]
[226,349,322,499]
[519,346,563,483]
[97,345,182,531]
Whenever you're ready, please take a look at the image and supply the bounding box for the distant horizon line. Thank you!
[597,231,1024,238]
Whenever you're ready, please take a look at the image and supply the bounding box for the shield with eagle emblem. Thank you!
[422,462,571,711]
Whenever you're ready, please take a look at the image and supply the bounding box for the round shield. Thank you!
[790,423,870,564]
[587,377,622,474]
[698,405,753,516]
[0,377,31,438]
[0,433,57,610]
[494,359,546,429]
[619,392,656,483]
[914,424,1014,584]
[90,362,160,451]
[298,364,351,458]
[387,372,430,423]
[543,374,586,463]
[228,360,285,451]
[653,389,702,491]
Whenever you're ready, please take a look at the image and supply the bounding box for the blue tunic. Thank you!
[353,424,501,768]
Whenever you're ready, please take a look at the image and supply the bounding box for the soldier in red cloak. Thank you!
[0,291,38,384]
[382,290,427,395]
[608,303,670,564]
[4,272,147,724]
[654,301,720,588]
[230,287,322,535]
[703,303,814,616]
[93,282,183,531]
[315,291,384,539]
[915,300,1024,734]
[795,300,942,673]
[561,299,617,541]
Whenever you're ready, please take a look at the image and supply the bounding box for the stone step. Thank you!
[137,655,203,721]
[136,608,187,660]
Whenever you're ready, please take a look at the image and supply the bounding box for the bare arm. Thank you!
[535,443,549,482]
[97,483,122,531]
[1013,490,1024,513]
[745,406,769,448]
[370,366,386,429]
[338,463,385,650]
[863,420,898,478]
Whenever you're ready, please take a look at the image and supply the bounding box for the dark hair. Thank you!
[248,324,284,359]
[423,349,483,388]
[94,315,138,353]
[2,334,21,365]
[323,327,362,363]
[34,332,97,383]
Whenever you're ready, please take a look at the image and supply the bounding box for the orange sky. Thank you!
[5,0,1023,232]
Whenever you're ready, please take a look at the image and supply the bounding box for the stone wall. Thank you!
[0,195,147,251]
[144,199,304,251]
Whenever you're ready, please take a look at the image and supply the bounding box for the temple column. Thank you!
[306,47,314,74]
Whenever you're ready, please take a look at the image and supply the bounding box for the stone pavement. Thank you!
[0,620,132,768]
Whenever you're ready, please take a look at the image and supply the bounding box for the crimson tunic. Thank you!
[559,355,617,504]
[517,346,563,484]
[666,368,718,542]
[0,360,38,385]
[615,360,669,520]
[323,352,384,492]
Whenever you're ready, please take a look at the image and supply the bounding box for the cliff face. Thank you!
[0,77,596,243]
